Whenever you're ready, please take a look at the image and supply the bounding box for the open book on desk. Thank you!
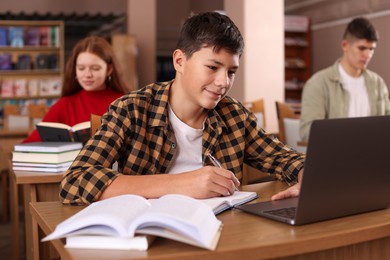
[42,194,223,251]
[200,191,258,215]
[148,191,257,215]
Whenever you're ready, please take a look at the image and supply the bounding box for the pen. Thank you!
[206,152,222,168]
[206,152,239,191]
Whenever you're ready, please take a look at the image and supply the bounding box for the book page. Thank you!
[72,121,90,131]
[131,194,221,248]
[65,235,151,250]
[42,195,151,241]
[37,121,71,129]
[199,191,258,215]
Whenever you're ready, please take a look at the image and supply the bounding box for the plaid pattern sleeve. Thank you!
[60,82,177,204]
[203,97,305,185]
[60,81,305,205]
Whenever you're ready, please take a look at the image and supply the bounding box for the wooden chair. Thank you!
[1,103,48,223]
[90,114,119,170]
[3,104,26,129]
[27,103,48,133]
[90,114,102,136]
[1,146,9,223]
[241,99,277,184]
[244,98,266,129]
[275,101,306,153]
[4,103,49,132]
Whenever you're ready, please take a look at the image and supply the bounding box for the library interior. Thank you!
[1,0,390,259]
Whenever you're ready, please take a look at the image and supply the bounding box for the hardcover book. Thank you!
[12,161,72,173]
[14,141,83,153]
[42,194,223,251]
[0,53,12,70]
[12,149,80,164]
[0,27,7,46]
[1,79,14,97]
[25,26,40,46]
[16,54,31,70]
[9,26,24,47]
[36,121,91,144]
[35,53,49,69]
[13,79,28,97]
[39,26,49,46]
[39,79,62,96]
[27,79,39,96]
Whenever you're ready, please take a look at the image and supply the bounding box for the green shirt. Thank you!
[300,60,390,141]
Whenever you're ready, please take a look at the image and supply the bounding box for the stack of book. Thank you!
[12,142,82,173]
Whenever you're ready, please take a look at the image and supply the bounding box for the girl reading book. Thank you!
[23,36,127,143]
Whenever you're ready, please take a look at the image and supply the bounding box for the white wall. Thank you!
[127,0,156,86]
[226,0,284,132]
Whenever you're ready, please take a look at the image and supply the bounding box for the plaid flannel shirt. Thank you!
[60,81,305,204]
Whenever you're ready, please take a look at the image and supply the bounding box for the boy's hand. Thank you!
[271,168,304,200]
[271,183,300,200]
[175,166,240,199]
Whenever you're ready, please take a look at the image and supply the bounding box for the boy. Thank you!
[60,12,305,205]
[300,17,390,141]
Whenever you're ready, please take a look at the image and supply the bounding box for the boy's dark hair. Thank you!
[176,12,244,58]
[343,17,379,42]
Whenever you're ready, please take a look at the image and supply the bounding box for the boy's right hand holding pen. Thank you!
[207,152,240,196]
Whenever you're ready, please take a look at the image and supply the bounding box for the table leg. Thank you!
[23,184,39,260]
[9,172,20,260]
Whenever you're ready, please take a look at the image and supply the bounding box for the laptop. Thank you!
[236,116,390,225]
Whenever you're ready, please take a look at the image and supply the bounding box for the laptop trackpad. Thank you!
[235,197,299,225]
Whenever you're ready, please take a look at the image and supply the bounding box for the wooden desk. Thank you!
[10,169,62,260]
[0,127,28,223]
[29,181,390,260]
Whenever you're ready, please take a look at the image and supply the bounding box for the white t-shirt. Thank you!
[167,105,203,174]
[338,64,370,117]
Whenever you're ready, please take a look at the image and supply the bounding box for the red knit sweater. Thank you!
[23,88,123,143]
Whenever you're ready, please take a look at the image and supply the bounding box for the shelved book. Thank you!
[42,194,223,251]
[12,141,82,165]
[36,121,91,144]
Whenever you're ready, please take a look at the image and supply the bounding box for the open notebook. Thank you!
[236,116,390,225]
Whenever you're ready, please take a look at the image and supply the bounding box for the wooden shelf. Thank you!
[0,20,64,123]
[284,15,311,103]
[0,95,60,101]
[0,70,61,76]
[0,46,61,52]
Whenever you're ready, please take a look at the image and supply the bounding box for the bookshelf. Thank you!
[0,20,64,127]
[284,15,311,103]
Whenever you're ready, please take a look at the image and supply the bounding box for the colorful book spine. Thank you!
[9,26,24,47]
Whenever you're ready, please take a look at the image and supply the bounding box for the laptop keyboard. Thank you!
[264,207,296,219]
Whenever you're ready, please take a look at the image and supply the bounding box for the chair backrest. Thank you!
[90,114,118,170]
[27,103,48,133]
[244,98,266,129]
[3,104,29,130]
[283,118,306,153]
[4,103,49,131]
[275,101,301,144]
[90,114,102,136]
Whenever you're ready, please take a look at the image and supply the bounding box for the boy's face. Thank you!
[175,46,239,110]
[341,38,376,72]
